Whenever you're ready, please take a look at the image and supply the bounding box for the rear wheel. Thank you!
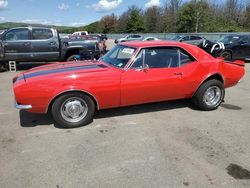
[220,51,232,61]
[0,61,9,72]
[0,63,7,72]
[51,92,95,128]
[192,79,224,111]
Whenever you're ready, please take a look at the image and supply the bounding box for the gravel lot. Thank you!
[0,63,250,188]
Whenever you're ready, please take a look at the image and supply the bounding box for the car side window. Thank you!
[182,36,189,41]
[131,50,144,68]
[190,36,202,40]
[3,29,29,41]
[179,49,196,66]
[32,29,53,40]
[131,47,180,69]
[239,36,249,43]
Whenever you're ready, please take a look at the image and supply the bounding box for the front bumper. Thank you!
[15,101,32,110]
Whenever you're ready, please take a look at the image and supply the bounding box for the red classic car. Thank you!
[13,41,245,128]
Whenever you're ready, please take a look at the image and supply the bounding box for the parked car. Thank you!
[72,31,88,36]
[216,35,250,60]
[142,37,160,41]
[171,35,204,45]
[115,34,142,43]
[13,41,245,128]
[0,27,101,71]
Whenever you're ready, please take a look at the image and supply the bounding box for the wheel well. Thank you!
[193,73,224,97]
[47,90,99,114]
[65,49,80,60]
[204,74,224,84]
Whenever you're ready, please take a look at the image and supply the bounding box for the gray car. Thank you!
[115,34,143,43]
[171,35,204,45]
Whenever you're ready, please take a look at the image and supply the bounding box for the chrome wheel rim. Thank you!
[60,97,88,123]
[203,86,222,107]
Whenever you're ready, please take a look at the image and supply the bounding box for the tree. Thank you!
[126,6,145,33]
[177,0,210,33]
[224,0,240,22]
[243,4,250,30]
[83,21,99,33]
[144,6,162,33]
[98,14,117,33]
[117,11,130,33]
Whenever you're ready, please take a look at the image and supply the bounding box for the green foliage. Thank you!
[177,0,210,33]
[144,6,162,33]
[97,14,117,33]
[126,6,145,33]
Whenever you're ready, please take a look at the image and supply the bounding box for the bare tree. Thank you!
[162,0,182,32]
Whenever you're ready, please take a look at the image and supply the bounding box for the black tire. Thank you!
[66,54,81,62]
[51,92,95,128]
[0,62,7,72]
[192,79,225,111]
[220,51,232,61]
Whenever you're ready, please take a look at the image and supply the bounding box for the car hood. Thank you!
[22,61,109,80]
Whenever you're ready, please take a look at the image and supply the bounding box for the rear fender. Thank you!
[222,60,245,88]
[192,73,224,97]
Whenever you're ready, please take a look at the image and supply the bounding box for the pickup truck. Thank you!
[0,27,101,71]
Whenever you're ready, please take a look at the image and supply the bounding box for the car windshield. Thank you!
[218,36,242,44]
[101,45,136,69]
[171,35,182,40]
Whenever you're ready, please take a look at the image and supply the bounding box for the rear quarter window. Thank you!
[32,29,53,40]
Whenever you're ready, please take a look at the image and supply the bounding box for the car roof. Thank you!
[121,40,192,48]
[120,41,213,61]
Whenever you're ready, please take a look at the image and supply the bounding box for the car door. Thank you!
[1,28,32,61]
[121,47,198,106]
[30,28,60,61]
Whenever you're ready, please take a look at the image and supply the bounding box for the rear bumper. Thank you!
[15,101,32,110]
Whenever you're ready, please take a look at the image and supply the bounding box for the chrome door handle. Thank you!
[23,42,31,46]
[49,42,57,46]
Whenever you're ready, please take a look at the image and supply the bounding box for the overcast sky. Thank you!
[0,0,248,27]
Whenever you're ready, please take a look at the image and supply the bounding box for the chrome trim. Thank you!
[15,102,32,110]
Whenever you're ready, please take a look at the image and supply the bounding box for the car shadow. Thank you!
[19,110,53,127]
[95,99,196,119]
[19,99,196,127]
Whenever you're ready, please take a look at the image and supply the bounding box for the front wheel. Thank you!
[66,54,81,62]
[51,92,95,128]
[192,79,225,111]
